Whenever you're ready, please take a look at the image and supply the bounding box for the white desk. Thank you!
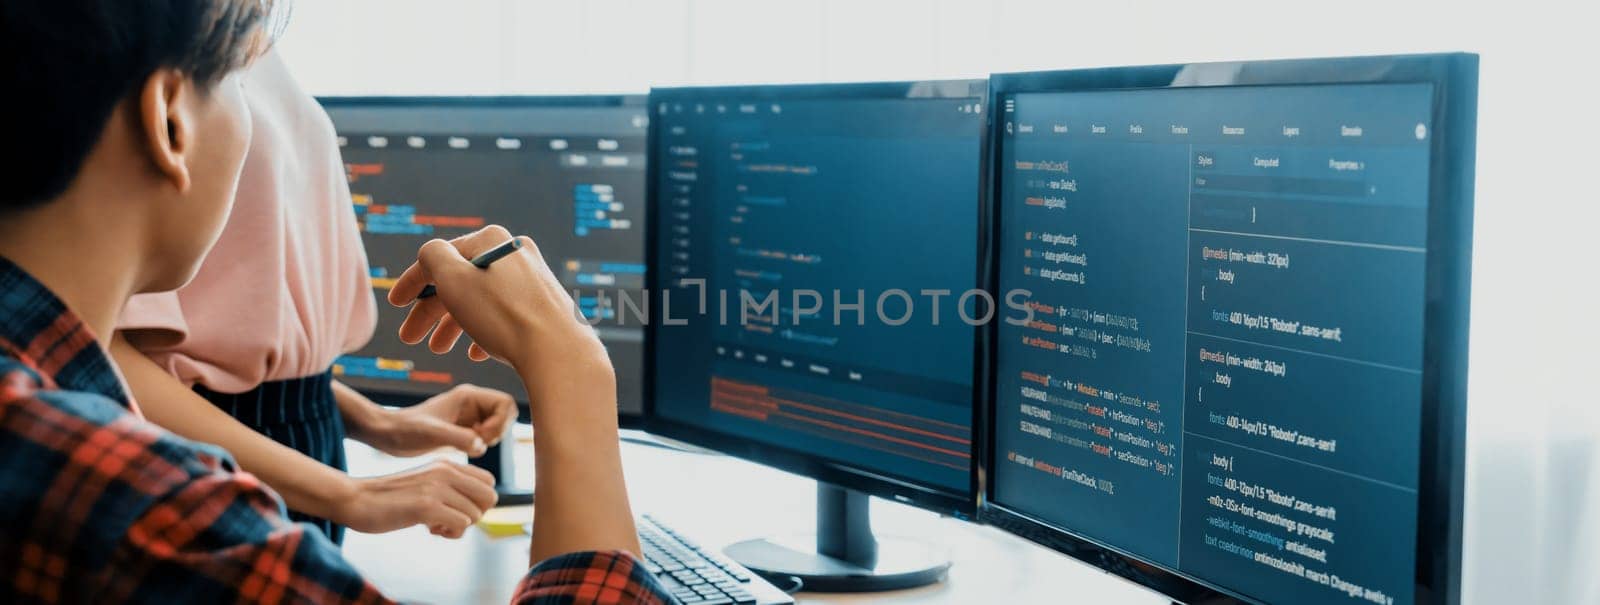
[341,435,1170,604]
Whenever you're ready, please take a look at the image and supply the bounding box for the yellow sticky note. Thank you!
[478,505,533,538]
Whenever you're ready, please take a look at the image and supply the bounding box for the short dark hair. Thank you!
[0,0,287,210]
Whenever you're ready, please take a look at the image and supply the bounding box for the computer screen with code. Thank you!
[650,86,985,493]
[323,98,649,417]
[991,83,1434,605]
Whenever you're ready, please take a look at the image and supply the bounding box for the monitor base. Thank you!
[723,484,949,593]
[473,440,534,506]
[725,535,949,593]
[495,487,534,506]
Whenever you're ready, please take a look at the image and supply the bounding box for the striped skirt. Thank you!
[194,369,347,544]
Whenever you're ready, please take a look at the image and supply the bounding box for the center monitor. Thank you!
[645,80,988,591]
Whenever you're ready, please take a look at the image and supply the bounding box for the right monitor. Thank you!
[984,54,1477,605]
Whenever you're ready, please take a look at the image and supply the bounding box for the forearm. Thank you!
[331,379,392,446]
[110,334,355,521]
[524,361,642,564]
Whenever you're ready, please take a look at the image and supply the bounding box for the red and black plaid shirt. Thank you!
[0,258,671,604]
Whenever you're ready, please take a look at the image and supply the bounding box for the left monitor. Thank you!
[320,96,651,424]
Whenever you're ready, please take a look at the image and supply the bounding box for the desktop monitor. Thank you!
[983,54,1477,604]
[644,80,989,591]
[321,97,650,501]
[320,96,649,423]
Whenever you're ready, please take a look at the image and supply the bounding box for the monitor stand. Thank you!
[723,484,950,593]
[472,441,534,506]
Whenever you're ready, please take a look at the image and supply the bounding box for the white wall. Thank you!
[279,2,1599,602]
[277,0,998,93]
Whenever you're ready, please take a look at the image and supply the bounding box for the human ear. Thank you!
[136,68,196,193]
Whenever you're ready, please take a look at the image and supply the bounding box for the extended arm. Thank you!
[111,334,498,537]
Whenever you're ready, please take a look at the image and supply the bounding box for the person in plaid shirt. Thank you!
[0,1,670,603]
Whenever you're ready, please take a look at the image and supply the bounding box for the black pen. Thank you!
[415,238,523,300]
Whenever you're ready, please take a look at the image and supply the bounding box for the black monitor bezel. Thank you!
[979,53,1477,604]
[317,94,651,428]
[641,79,991,520]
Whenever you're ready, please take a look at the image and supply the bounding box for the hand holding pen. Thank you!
[385,226,610,378]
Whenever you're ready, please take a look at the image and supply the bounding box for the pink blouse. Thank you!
[118,52,377,393]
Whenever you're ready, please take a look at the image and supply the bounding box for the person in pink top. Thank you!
[110,50,517,544]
